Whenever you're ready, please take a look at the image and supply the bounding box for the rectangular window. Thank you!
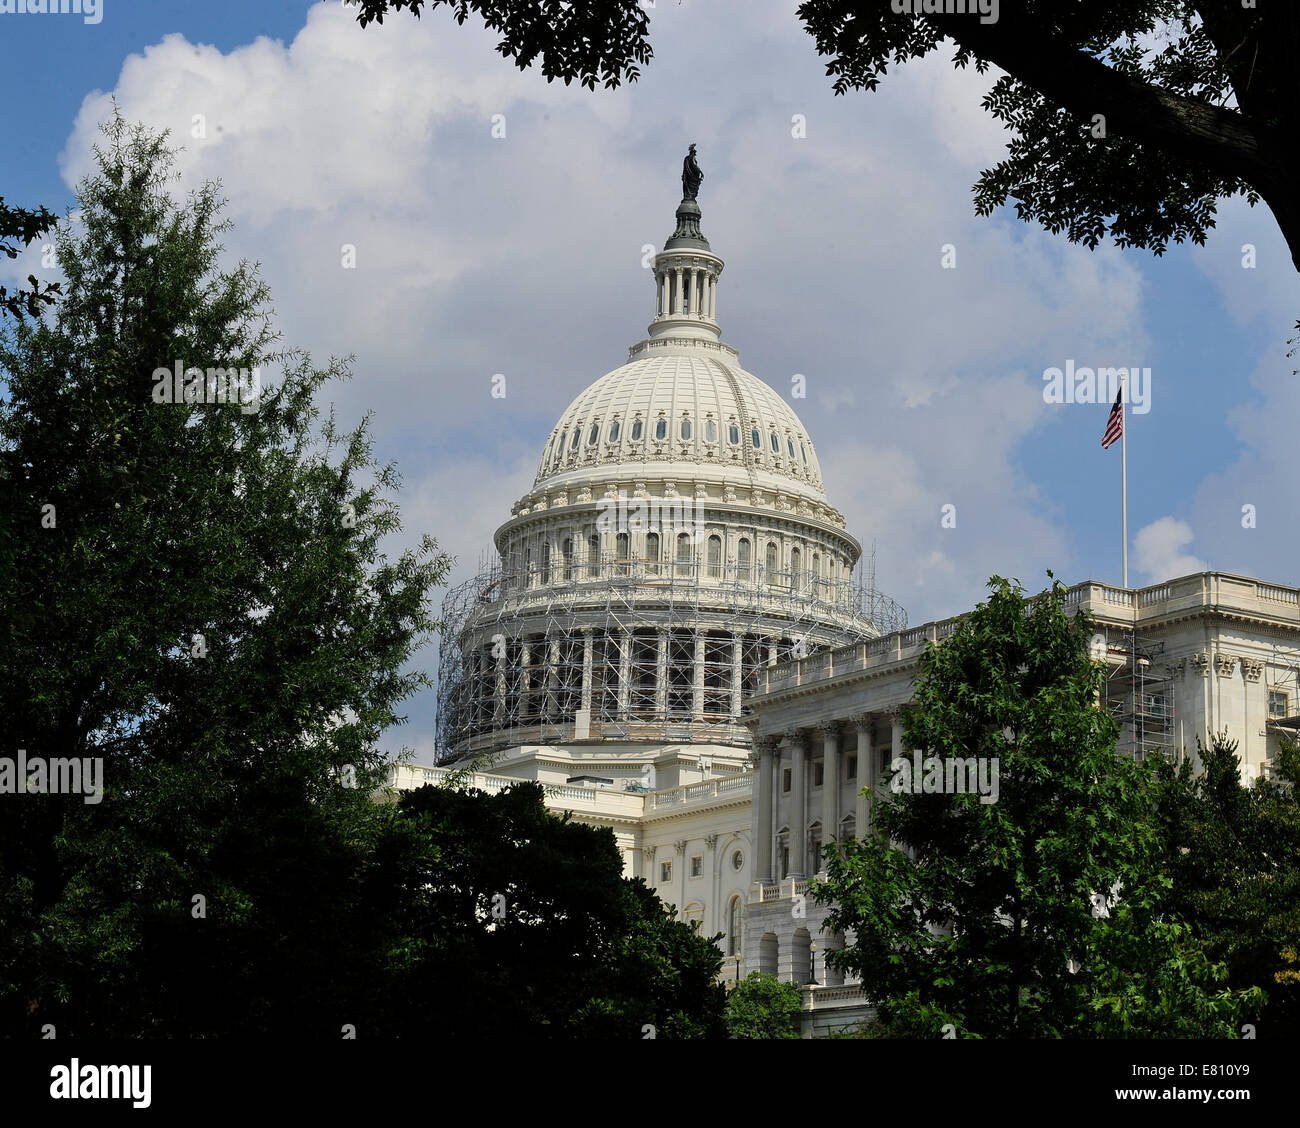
[813,760,824,787]
[690,855,702,878]
[782,767,792,793]
[1269,691,1288,720]
[660,861,672,883]
[846,755,857,780]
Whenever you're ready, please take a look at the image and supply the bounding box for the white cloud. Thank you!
[1134,516,1205,584]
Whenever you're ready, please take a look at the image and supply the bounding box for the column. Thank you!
[854,714,873,840]
[755,737,776,883]
[675,840,687,916]
[519,641,532,721]
[692,632,706,720]
[730,632,745,717]
[785,728,809,879]
[705,833,719,936]
[767,635,780,667]
[709,273,717,320]
[674,268,683,314]
[580,627,594,714]
[617,629,631,717]
[819,721,840,858]
[544,636,559,717]
[494,637,508,725]
[655,627,669,716]
[657,272,665,317]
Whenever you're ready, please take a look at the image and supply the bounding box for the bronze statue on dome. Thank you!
[681,144,703,201]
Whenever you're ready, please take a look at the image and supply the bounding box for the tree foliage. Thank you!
[0,114,449,1036]
[1152,732,1300,1037]
[0,198,61,321]
[724,972,803,1039]
[814,576,1257,1038]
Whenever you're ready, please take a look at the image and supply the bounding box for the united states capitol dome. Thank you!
[436,167,904,760]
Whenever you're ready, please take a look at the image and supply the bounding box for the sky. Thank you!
[3,1,1298,761]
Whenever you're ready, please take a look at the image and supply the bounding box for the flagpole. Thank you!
[1121,369,1128,590]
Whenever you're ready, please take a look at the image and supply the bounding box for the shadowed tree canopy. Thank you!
[349,1,1300,272]
[0,199,61,321]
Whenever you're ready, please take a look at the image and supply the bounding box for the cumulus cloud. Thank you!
[1134,517,1206,585]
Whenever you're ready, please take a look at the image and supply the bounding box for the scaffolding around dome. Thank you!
[434,547,907,763]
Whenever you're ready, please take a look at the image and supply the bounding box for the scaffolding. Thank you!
[1100,630,1176,764]
[435,547,907,762]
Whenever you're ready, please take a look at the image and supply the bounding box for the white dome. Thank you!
[535,345,827,503]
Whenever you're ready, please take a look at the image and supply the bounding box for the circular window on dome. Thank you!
[680,417,692,441]
[728,423,739,446]
[704,419,718,443]
[732,850,743,871]
[608,420,620,442]
[655,418,668,441]
[630,418,643,441]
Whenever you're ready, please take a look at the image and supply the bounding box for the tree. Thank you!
[0,114,449,1037]
[0,198,61,320]
[814,576,1256,1038]
[370,780,728,1038]
[724,972,803,1039]
[350,2,1300,274]
[1152,732,1300,1037]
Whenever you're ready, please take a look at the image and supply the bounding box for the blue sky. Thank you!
[3,1,1297,759]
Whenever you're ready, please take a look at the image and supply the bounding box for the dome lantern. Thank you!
[647,148,724,344]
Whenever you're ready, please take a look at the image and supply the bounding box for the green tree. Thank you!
[815,576,1255,1038]
[724,972,803,1039]
[371,780,728,1038]
[0,198,61,320]
[1152,732,1300,1037]
[0,114,449,1037]
[349,2,1300,273]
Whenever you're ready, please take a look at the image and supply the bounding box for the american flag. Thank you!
[1101,386,1123,449]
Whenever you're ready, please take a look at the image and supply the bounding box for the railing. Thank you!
[651,773,753,809]
[757,572,1300,700]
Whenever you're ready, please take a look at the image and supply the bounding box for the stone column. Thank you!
[705,832,719,934]
[675,839,687,916]
[519,641,532,721]
[494,636,508,725]
[730,632,745,717]
[767,635,780,667]
[544,637,560,717]
[754,737,776,883]
[785,728,810,879]
[853,714,873,839]
[674,268,683,314]
[655,627,669,716]
[617,630,632,717]
[692,632,706,720]
[819,720,840,859]
[710,273,717,320]
[580,627,594,716]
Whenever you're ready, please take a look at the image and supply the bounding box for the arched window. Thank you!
[587,531,600,577]
[728,423,740,446]
[727,895,742,957]
[704,419,718,443]
[800,442,808,465]
[770,431,780,453]
[608,419,620,442]
[707,534,722,578]
[787,437,796,458]
[587,422,600,446]
[654,418,667,441]
[676,532,693,577]
[540,542,551,585]
[751,428,761,449]
[812,553,821,596]
[616,531,630,576]
[562,537,574,581]
[737,538,752,579]
[570,428,580,450]
[646,532,660,574]
[791,546,801,587]
[765,542,778,586]
[630,417,643,441]
[557,431,567,458]
[679,417,692,441]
